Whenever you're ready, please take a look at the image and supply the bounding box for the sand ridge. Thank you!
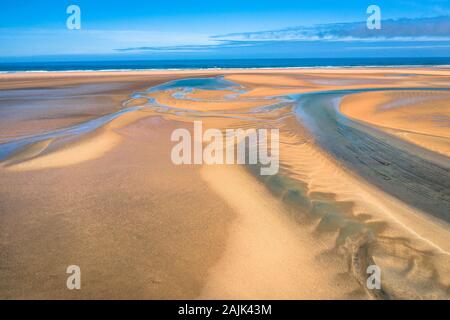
[341,90,450,157]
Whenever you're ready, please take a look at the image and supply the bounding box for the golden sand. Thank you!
[148,89,281,111]
[0,68,449,299]
[199,165,360,299]
[184,89,237,100]
[4,111,145,171]
[341,91,450,156]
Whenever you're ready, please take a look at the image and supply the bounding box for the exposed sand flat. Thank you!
[1,67,449,85]
[1,67,449,95]
[0,68,449,299]
[0,75,199,140]
[148,89,281,111]
[225,74,311,87]
[0,72,210,90]
[292,146,450,298]
[225,72,450,93]
[341,91,450,156]
[394,131,450,158]
[4,110,148,171]
[0,117,236,299]
[199,165,360,299]
[239,87,313,98]
[184,89,237,100]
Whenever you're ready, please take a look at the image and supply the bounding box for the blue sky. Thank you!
[1,0,449,60]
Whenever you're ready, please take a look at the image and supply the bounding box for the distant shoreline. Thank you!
[1,57,449,73]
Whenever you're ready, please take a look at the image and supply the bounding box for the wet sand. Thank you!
[0,68,449,299]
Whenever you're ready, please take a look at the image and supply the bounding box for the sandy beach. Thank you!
[0,68,449,299]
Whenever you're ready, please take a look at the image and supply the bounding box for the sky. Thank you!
[0,0,449,61]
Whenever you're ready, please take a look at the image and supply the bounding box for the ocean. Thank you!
[0,57,449,72]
